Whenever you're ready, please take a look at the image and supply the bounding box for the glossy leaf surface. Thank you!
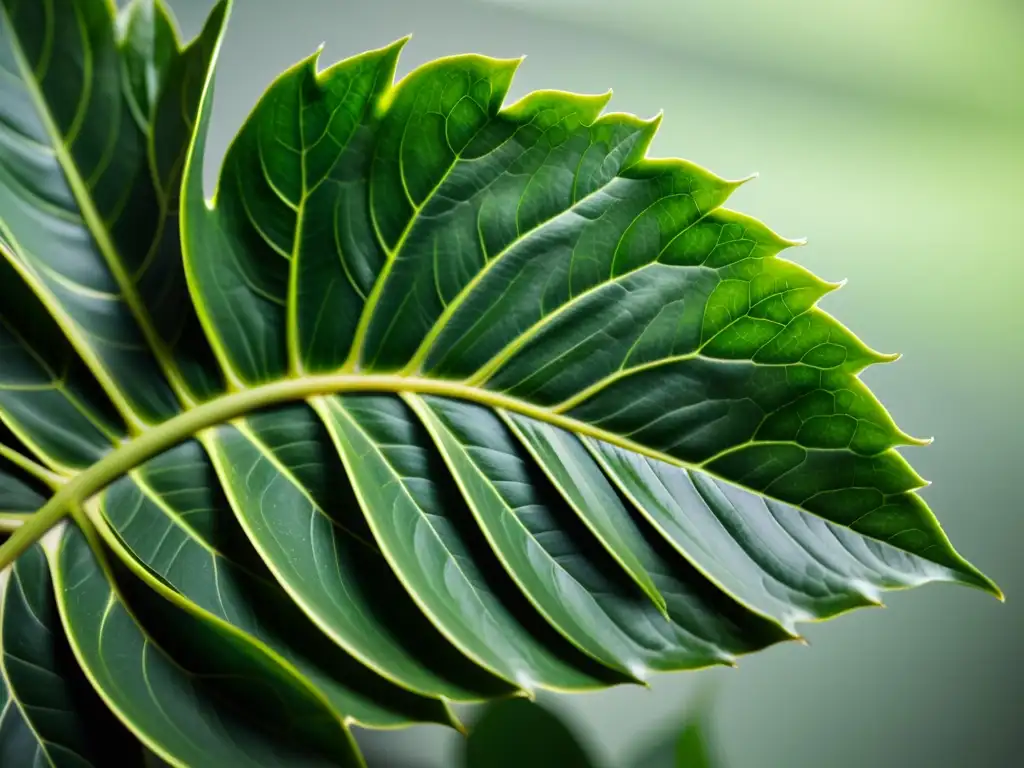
[0,0,996,764]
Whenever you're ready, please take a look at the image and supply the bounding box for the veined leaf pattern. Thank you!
[97,440,459,729]
[0,0,998,764]
[0,542,140,767]
[51,524,363,766]
[0,0,222,430]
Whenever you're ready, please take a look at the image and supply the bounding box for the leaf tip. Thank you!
[895,427,933,448]
[648,589,670,621]
[627,661,651,687]
[500,54,529,90]
[593,88,616,114]
[450,712,470,737]
[514,674,538,700]
[722,171,757,194]
[760,228,808,252]
[958,564,1004,601]
[586,88,615,117]
[853,581,886,607]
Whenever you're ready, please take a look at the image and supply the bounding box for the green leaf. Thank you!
[51,523,364,766]
[96,441,459,729]
[0,542,141,767]
[410,396,790,680]
[0,0,998,763]
[204,405,516,702]
[464,699,597,768]
[118,0,179,129]
[316,394,623,693]
[0,0,222,429]
[587,439,965,627]
[502,410,668,616]
[463,690,721,768]
[675,719,715,768]
[0,251,125,470]
[0,425,54,520]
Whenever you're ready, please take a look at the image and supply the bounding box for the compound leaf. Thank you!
[0,0,997,764]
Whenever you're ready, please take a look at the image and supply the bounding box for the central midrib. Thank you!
[0,373,696,569]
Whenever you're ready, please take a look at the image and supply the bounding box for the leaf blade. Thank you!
[0,0,225,421]
[0,542,142,767]
[203,404,513,702]
[98,440,457,730]
[49,523,365,767]
[317,393,621,692]
[588,437,978,625]
[500,409,667,616]
[412,395,792,679]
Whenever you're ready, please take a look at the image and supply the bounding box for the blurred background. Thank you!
[162,1,1023,765]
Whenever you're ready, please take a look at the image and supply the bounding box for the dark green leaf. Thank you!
[0,0,998,764]
[464,699,597,768]
[0,253,124,470]
[205,405,516,702]
[411,395,791,679]
[0,0,222,429]
[51,524,364,766]
[0,542,141,766]
[118,0,178,128]
[98,440,458,729]
[316,394,622,693]
[588,439,966,628]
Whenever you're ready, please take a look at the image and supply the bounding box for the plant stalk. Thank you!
[0,373,697,569]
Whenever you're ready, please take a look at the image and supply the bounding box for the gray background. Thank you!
[161,1,1023,765]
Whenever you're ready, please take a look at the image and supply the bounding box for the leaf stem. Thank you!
[0,514,31,534]
[0,373,1000,602]
[0,443,64,489]
[0,373,697,568]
